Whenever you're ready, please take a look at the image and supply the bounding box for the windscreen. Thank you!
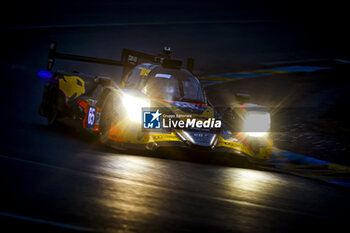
[143,70,205,103]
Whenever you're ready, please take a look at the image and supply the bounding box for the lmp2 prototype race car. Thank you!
[38,42,273,161]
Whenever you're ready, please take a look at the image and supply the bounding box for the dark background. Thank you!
[1,1,350,232]
[1,0,349,71]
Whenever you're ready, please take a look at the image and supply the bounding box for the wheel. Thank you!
[47,92,59,126]
[99,93,116,144]
[47,91,65,127]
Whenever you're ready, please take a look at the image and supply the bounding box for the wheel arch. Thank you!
[97,86,119,107]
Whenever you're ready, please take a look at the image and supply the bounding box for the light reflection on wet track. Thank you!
[0,123,349,232]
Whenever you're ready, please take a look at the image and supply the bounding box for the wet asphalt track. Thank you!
[1,122,350,233]
[1,4,350,231]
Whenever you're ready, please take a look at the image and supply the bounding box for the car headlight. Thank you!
[243,112,271,137]
[122,94,150,123]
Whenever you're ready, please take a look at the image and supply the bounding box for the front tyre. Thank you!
[99,93,116,144]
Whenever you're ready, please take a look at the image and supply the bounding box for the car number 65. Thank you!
[87,106,96,127]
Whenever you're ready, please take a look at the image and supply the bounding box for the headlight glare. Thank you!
[243,112,271,137]
[122,94,150,123]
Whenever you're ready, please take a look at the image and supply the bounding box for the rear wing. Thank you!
[47,41,195,76]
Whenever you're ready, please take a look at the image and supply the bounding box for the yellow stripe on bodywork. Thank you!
[59,75,85,99]
[149,132,181,142]
[150,132,182,142]
[138,67,150,77]
[217,137,251,155]
[217,136,272,160]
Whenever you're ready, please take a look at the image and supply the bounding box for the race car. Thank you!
[38,42,273,160]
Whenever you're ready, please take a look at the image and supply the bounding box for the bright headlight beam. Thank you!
[243,112,271,137]
[122,94,150,123]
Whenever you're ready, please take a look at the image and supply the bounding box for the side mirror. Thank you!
[235,93,251,104]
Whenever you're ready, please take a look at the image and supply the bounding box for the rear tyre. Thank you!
[47,92,59,126]
[47,91,65,127]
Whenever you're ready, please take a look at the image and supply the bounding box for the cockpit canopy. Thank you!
[123,64,206,104]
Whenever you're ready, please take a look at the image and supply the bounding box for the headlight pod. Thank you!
[243,112,271,137]
[122,94,150,123]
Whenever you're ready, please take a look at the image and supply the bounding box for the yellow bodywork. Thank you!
[217,136,273,160]
[59,75,85,100]
[107,92,272,160]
